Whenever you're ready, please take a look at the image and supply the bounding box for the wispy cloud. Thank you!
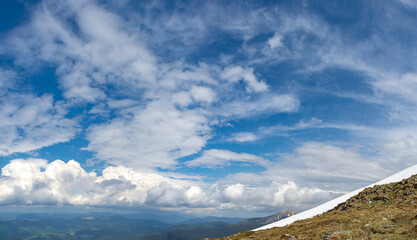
[1,0,299,170]
[227,118,369,143]
[220,142,391,191]
[0,69,78,156]
[185,149,270,168]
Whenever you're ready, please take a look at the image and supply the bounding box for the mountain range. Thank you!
[138,209,296,240]
[0,210,295,240]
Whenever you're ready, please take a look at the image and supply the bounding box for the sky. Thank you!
[0,0,417,219]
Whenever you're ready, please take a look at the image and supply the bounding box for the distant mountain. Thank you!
[176,216,243,225]
[234,209,296,227]
[138,209,296,240]
[0,210,295,240]
[0,216,170,240]
[212,172,417,239]
[0,211,192,222]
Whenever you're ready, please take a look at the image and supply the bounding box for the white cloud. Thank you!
[223,183,245,201]
[170,85,217,107]
[220,66,268,93]
[5,1,157,103]
[220,142,391,192]
[172,91,193,107]
[0,158,336,211]
[219,94,299,119]
[186,149,269,168]
[227,132,260,143]
[2,2,301,170]
[142,179,334,211]
[0,158,166,206]
[85,99,211,169]
[190,86,216,104]
[397,0,417,8]
[382,136,417,154]
[215,181,333,211]
[106,99,139,109]
[373,73,417,103]
[260,118,368,135]
[241,181,332,210]
[268,33,283,49]
[379,136,417,170]
[0,93,78,156]
[226,118,370,143]
[287,142,387,182]
[0,69,17,92]
[0,68,77,156]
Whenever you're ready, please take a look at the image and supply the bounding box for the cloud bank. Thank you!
[0,158,334,211]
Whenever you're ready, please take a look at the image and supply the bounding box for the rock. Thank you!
[321,231,353,240]
[372,196,389,202]
[284,233,296,239]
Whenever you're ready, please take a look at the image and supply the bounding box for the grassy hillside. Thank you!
[212,174,417,240]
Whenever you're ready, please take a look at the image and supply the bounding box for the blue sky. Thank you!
[0,0,417,218]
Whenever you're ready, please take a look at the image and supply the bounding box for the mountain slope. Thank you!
[255,163,417,231]
[176,216,243,225]
[211,171,417,239]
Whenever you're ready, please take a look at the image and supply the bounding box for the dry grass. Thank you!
[210,175,417,240]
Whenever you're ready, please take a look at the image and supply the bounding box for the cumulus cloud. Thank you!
[223,183,245,202]
[143,179,334,210]
[0,158,164,206]
[223,181,332,211]
[0,158,336,211]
